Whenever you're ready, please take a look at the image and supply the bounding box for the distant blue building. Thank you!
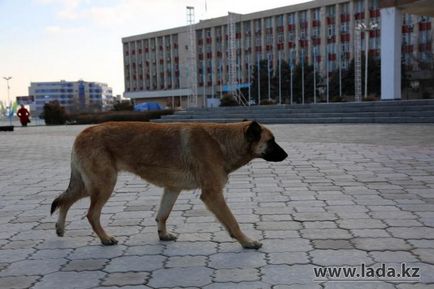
[29,80,113,114]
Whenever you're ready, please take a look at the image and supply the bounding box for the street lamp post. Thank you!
[3,76,12,126]
[356,22,378,100]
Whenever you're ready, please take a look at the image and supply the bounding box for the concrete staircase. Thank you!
[155,100,434,124]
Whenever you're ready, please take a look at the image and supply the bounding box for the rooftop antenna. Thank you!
[227,12,246,105]
[186,6,198,107]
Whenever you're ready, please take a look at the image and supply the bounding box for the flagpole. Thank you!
[248,56,251,106]
[267,54,271,101]
[290,53,293,105]
[301,48,305,104]
[203,60,206,107]
[278,51,282,105]
[257,55,261,105]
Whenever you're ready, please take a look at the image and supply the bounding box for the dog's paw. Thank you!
[242,240,262,250]
[101,236,118,246]
[159,232,177,241]
[55,223,64,237]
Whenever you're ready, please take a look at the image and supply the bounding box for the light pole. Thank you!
[326,45,329,103]
[338,41,342,98]
[356,22,378,100]
[267,54,271,101]
[3,77,12,126]
[289,50,294,105]
[311,36,317,104]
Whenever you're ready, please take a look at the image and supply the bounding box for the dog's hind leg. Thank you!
[156,189,180,241]
[51,165,87,237]
[85,170,118,246]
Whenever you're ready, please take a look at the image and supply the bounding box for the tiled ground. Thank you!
[1,124,434,289]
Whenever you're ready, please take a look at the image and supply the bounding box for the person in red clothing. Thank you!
[17,104,31,127]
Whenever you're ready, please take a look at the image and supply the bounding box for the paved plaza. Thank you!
[1,123,434,289]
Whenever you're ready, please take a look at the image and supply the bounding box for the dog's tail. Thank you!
[50,160,85,215]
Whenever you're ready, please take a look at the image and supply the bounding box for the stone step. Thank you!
[155,116,434,124]
[161,110,434,120]
[158,100,434,124]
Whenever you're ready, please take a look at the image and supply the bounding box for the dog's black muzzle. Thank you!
[262,139,288,162]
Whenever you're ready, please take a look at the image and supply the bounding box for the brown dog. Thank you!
[51,121,287,249]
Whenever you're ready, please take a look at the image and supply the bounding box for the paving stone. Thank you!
[68,245,126,259]
[259,238,312,253]
[310,249,372,266]
[0,258,67,276]
[101,272,149,286]
[408,239,434,249]
[337,219,386,229]
[32,271,105,289]
[267,252,309,265]
[273,285,321,289]
[166,256,207,267]
[303,221,337,229]
[300,228,352,239]
[209,252,267,269]
[370,251,419,263]
[324,282,396,289]
[213,268,259,282]
[124,244,164,255]
[353,238,411,251]
[256,221,301,230]
[0,276,39,289]
[292,213,337,221]
[148,267,213,288]
[370,211,417,219]
[382,219,423,227]
[312,239,354,249]
[30,248,72,259]
[163,241,218,256]
[263,230,299,239]
[397,284,434,289]
[412,248,434,264]
[104,255,166,272]
[350,229,391,238]
[261,264,317,285]
[62,259,108,271]
[388,227,434,239]
[0,248,35,262]
[204,281,271,289]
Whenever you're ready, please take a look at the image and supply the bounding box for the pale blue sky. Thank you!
[0,0,309,103]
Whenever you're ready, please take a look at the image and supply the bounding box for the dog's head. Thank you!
[244,121,288,162]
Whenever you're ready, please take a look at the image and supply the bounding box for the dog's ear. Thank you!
[245,121,262,142]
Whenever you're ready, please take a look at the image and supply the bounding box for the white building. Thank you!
[29,80,113,114]
[122,0,434,108]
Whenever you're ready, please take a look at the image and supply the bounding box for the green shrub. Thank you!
[220,95,239,107]
[331,95,345,102]
[112,100,133,111]
[41,101,68,125]
[259,99,276,105]
[363,95,378,101]
[68,110,174,125]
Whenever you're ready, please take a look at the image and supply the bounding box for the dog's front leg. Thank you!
[156,189,180,241]
[200,189,262,249]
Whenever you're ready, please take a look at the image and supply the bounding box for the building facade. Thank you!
[122,0,433,107]
[29,80,113,114]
